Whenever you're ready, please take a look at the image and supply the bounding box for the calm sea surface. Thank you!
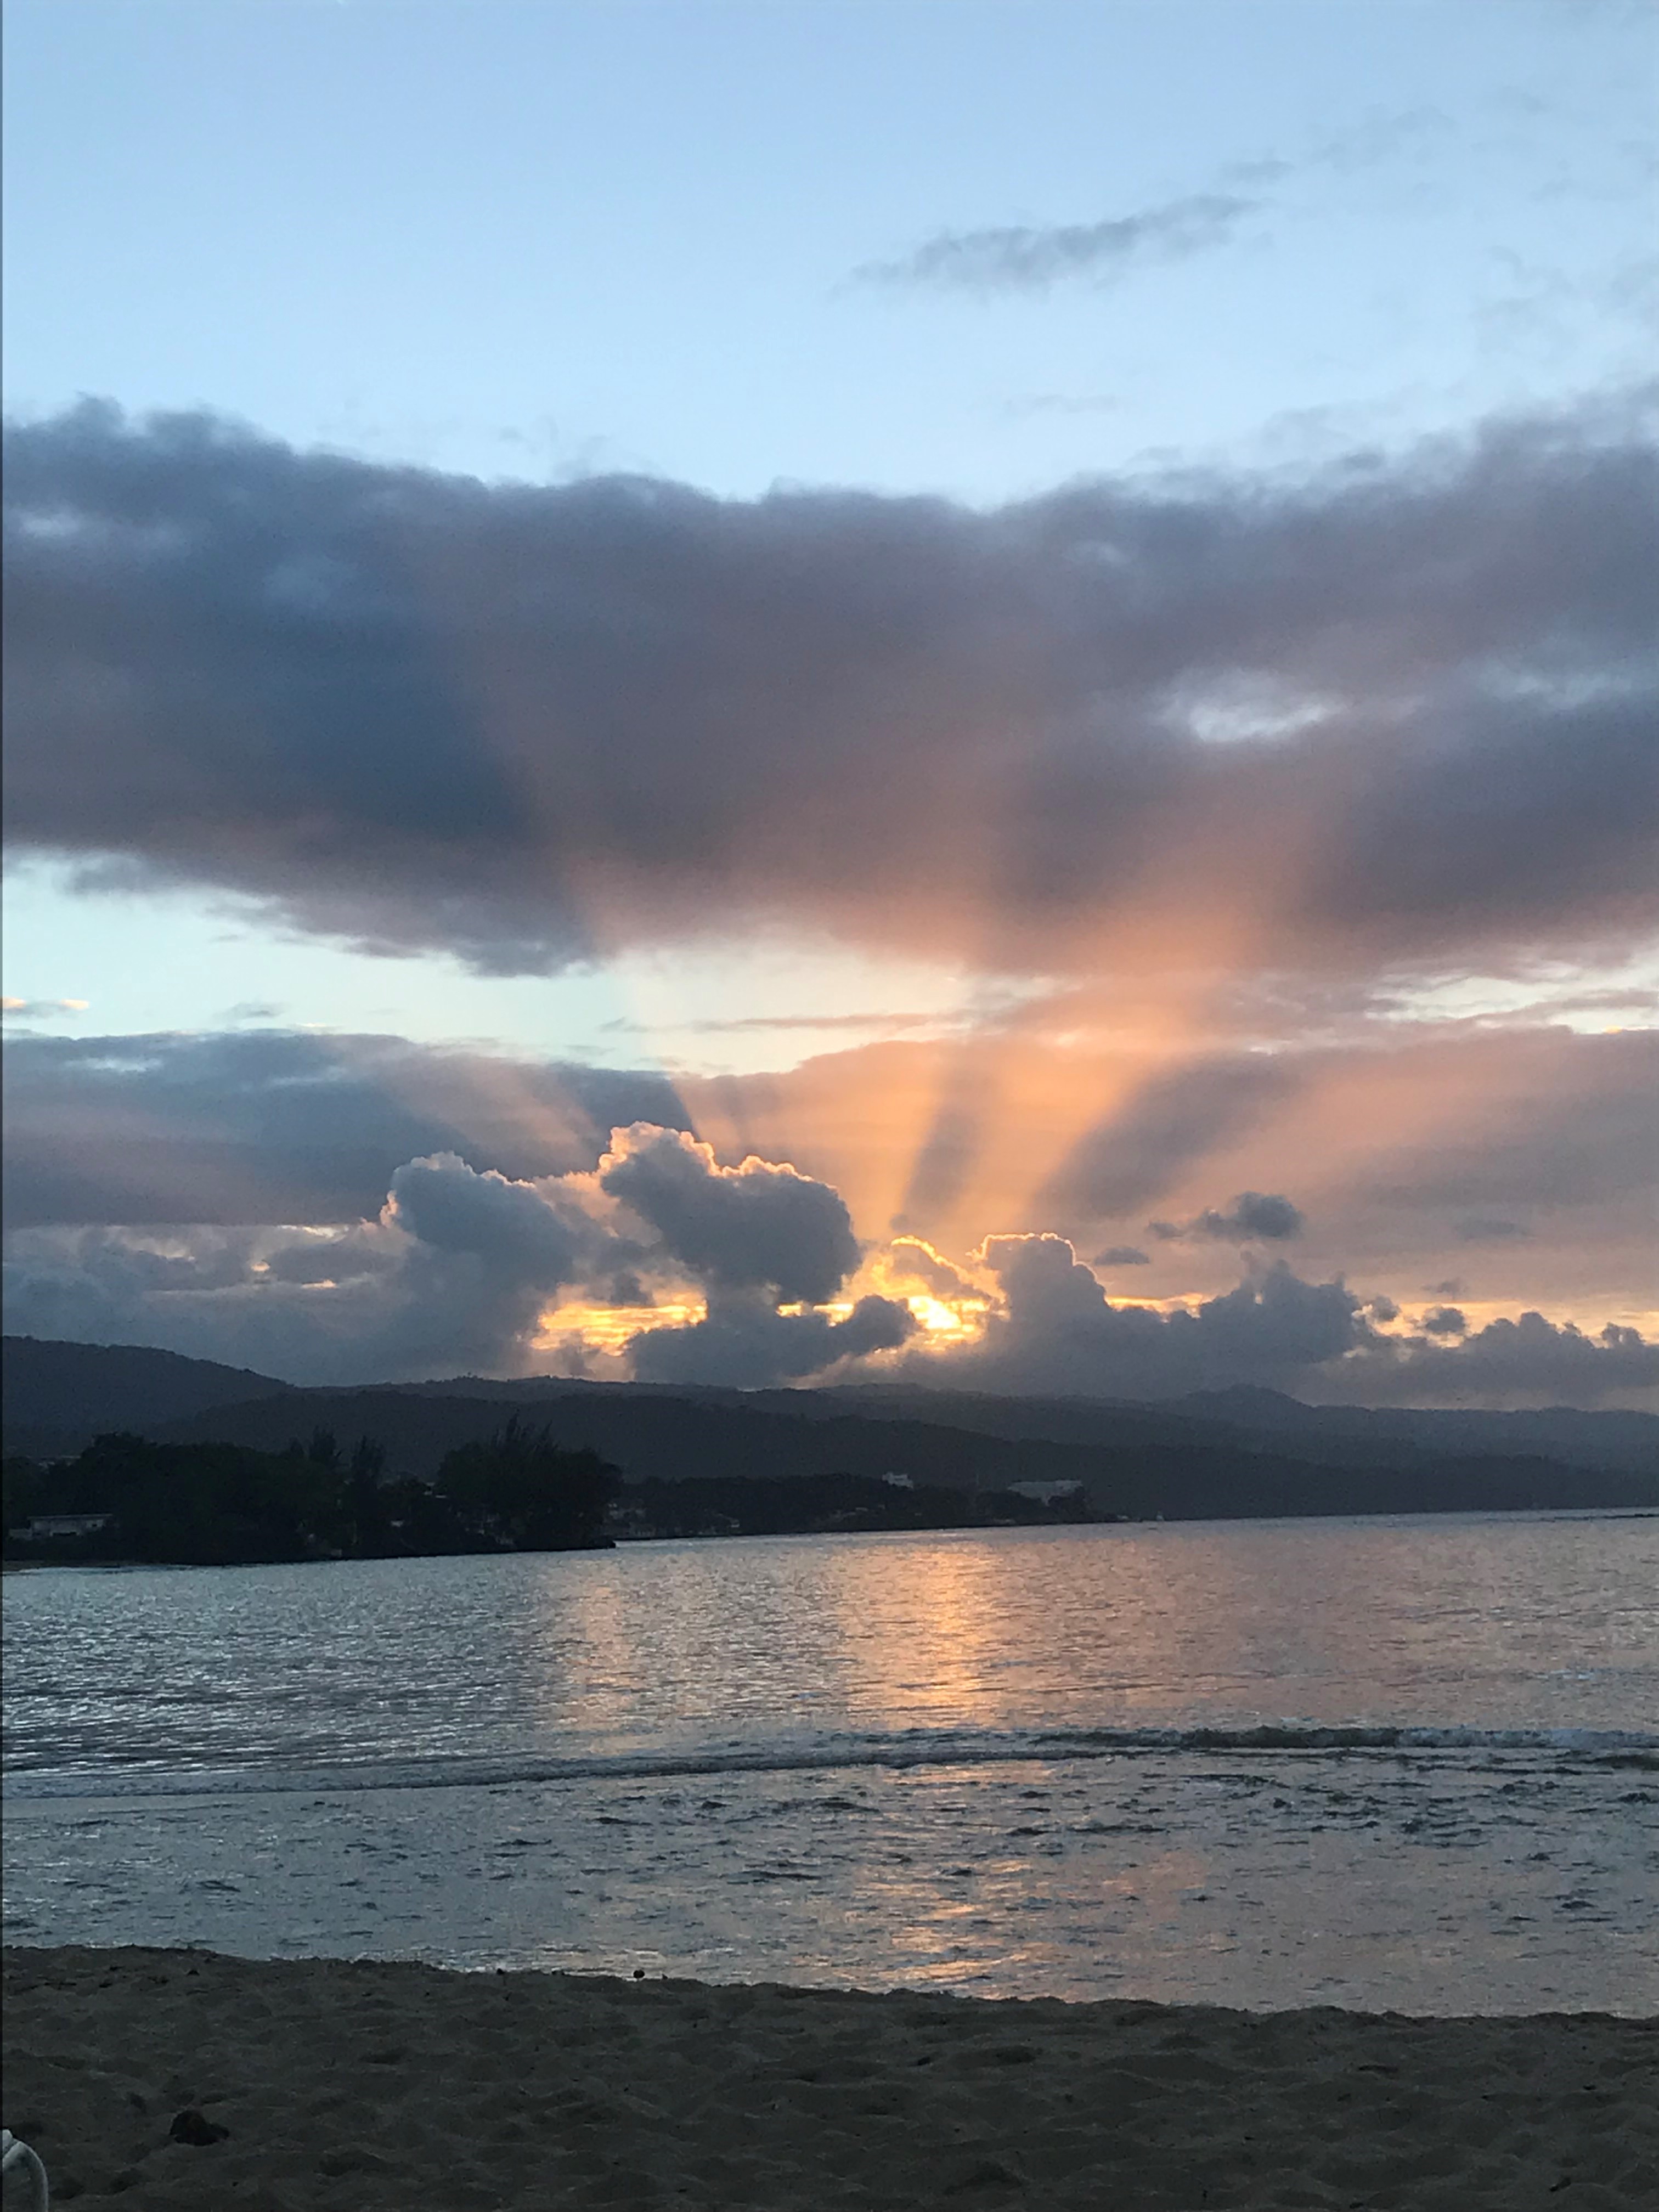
[4,1515,1656,2012]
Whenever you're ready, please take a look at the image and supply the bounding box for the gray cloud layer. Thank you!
[5,1022,1652,1313]
[6,398,1654,980]
[628,1291,916,1390]
[855,193,1254,294]
[0,1028,690,1229]
[599,1125,861,1307]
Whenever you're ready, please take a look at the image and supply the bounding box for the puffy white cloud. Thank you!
[6,1044,1654,1407]
[5,1182,1652,1406]
[902,1234,1370,1399]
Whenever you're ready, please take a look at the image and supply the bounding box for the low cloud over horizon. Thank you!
[3,1025,1654,1409]
[4,1121,1652,1408]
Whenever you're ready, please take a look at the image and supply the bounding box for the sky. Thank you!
[3,0,1657,1407]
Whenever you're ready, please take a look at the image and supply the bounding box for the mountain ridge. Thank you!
[5,1336,1654,1521]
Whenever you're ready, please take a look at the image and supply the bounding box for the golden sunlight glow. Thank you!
[905,1294,980,1338]
[531,1296,708,1356]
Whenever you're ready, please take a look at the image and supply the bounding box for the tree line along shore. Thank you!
[2,1418,1093,1568]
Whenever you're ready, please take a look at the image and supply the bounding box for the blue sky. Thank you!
[4,1,1656,1397]
[6,0,1651,505]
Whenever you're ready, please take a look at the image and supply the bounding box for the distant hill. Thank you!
[4,1338,1654,1521]
[2,1335,292,1458]
[147,1384,1657,1519]
[1161,1386,1659,1475]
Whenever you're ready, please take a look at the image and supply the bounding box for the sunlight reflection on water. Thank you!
[5,1516,1657,2010]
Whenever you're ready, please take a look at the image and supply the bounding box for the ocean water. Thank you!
[4,1515,1656,2013]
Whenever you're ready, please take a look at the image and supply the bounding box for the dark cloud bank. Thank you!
[946,1234,1655,1410]
[5,1133,1650,1406]
[5,394,1655,980]
[3,1032,1652,1404]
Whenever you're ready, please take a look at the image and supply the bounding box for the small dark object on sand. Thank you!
[169,2108,228,2146]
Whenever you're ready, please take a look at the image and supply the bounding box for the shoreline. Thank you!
[5,1945,1655,2209]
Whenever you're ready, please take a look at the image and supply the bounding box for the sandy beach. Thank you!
[2,1947,1654,2210]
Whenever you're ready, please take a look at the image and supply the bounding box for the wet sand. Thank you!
[3,1945,1655,2209]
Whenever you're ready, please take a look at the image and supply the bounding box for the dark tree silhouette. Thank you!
[435,1418,618,1551]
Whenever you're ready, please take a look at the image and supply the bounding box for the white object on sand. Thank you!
[0,2126,50,2210]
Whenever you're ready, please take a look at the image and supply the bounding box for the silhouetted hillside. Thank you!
[1163,1386,1659,1474]
[6,1339,1654,1523]
[144,1385,1657,1519]
[3,1335,292,1458]
[814,1381,1659,1476]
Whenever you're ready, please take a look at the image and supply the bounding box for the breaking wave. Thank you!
[9,1719,1656,1802]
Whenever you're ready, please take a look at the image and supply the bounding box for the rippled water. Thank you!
[5,1516,1657,2011]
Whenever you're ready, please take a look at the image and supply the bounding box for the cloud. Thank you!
[1093,1245,1152,1268]
[0,1028,691,1229]
[885,1237,978,1299]
[7,1019,1655,1357]
[5,397,1654,986]
[5,1143,1652,1405]
[1330,1311,1659,1408]
[384,1152,592,1285]
[1457,1216,1533,1242]
[2,998,89,1019]
[1149,1192,1305,1244]
[1,1122,879,1386]
[1194,1192,1306,1242]
[627,1290,916,1389]
[854,193,1255,295]
[910,1238,1370,1400]
[599,1124,861,1306]
[854,111,1457,302]
[1421,1304,1468,1336]
[885,1236,1656,1409]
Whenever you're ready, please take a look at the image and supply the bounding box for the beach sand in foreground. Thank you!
[3,1947,1654,2210]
